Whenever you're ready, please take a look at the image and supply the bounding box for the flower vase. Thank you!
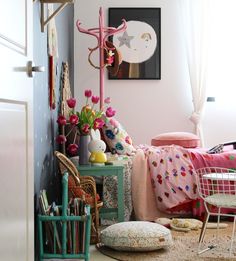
[78,135,91,165]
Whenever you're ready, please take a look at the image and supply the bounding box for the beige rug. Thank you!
[96,222,236,261]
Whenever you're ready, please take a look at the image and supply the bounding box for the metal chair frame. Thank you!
[196,167,236,256]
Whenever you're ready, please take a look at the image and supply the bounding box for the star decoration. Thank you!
[117,31,134,48]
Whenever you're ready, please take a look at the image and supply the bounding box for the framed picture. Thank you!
[108,7,161,80]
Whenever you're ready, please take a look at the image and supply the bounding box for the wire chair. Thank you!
[196,167,236,256]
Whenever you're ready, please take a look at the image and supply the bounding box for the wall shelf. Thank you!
[40,0,74,32]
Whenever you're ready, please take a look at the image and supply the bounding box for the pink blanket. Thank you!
[131,148,171,220]
[189,147,236,170]
[132,145,236,221]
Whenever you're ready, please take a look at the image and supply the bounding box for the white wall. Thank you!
[74,0,236,148]
[203,101,236,147]
[74,0,194,145]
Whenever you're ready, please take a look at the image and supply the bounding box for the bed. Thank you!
[101,118,236,222]
[102,143,236,223]
[132,143,236,221]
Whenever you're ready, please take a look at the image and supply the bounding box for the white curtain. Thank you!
[179,0,211,146]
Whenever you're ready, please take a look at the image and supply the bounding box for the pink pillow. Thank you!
[151,132,200,148]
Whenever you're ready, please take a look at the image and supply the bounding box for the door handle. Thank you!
[27,61,45,77]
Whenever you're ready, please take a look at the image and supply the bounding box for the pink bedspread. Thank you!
[189,147,236,170]
[132,145,236,221]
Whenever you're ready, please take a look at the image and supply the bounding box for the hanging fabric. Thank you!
[47,3,59,110]
[61,62,72,118]
[179,0,211,146]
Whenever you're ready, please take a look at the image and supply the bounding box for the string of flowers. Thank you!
[56,89,116,156]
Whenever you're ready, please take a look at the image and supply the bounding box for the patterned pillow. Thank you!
[100,221,173,251]
[102,117,136,155]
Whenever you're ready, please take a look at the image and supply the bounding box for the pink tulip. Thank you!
[93,118,105,129]
[56,135,67,144]
[104,97,111,104]
[57,115,67,126]
[81,123,90,134]
[106,106,116,118]
[67,143,78,156]
[67,98,76,108]
[69,114,79,125]
[91,96,100,104]
[84,89,92,98]
[109,118,119,128]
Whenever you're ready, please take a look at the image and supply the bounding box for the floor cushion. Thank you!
[100,221,173,251]
[151,132,200,148]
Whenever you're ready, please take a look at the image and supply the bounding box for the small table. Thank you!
[78,164,124,222]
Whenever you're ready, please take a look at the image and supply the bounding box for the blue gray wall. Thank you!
[33,1,74,221]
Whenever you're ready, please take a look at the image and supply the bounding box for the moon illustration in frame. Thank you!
[113,20,157,64]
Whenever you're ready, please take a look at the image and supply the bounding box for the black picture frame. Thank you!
[108,7,161,80]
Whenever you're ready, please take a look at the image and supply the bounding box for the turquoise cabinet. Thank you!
[78,165,124,222]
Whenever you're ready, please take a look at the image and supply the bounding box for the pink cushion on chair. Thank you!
[151,132,200,148]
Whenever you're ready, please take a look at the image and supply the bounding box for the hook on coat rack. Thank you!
[76,7,127,110]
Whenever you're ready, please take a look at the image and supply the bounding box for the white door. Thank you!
[0,0,34,260]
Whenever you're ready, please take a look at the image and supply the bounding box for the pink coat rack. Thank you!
[76,7,126,110]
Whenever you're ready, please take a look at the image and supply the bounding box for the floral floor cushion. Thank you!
[100,221,173,251]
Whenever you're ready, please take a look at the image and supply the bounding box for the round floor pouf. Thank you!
[100,221,173,251]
